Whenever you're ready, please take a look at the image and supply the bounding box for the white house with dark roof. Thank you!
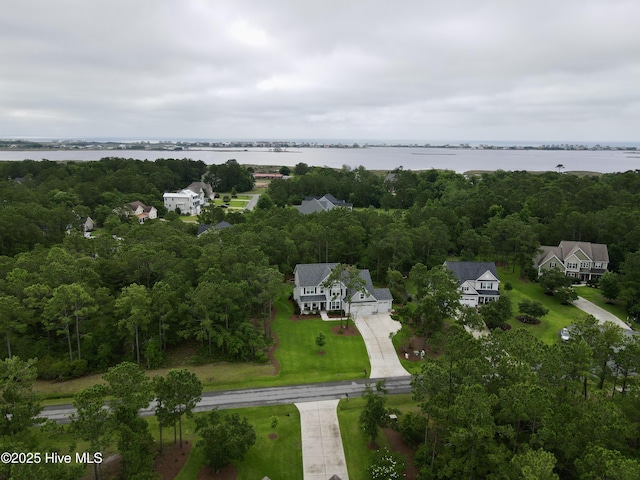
[535,241,609,282]
[444,261,500,307]
[293,263,393,316]
[295,194,353,215]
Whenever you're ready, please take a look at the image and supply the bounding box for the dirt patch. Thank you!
[383,428,419,480]
[289,314,322,321]
[366,441,380,450]
[396,336,438,361]
[197,464,238,480]
[269,433,278,440]
[154,441,192,480]
[331,325,360,336]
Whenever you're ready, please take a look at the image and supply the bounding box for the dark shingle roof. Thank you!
[444,261,499,284]
[295,263,392,302]
[214,221,233,230]
[295,263,340,286]
[196,224,211,236]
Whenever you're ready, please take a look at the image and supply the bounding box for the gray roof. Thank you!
[373,288,393,301]
[299,294,327,303]
[535,241,609,267]
[214,221,233,230]
[295,263,393,302]
[295,198,327,214]
[295,263,340,287]
[295,193,352,215]
[444,261,499,284]
[196,224,211,236]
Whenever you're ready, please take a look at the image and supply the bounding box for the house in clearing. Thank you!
[163,188,204,215]
[535,241,609,282]
[295,194,353,215]
[444,261,500,307]
[127,201,158,222]
[293,263,393,316]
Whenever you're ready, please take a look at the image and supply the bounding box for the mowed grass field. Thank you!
[338,394,419,480]
[500,268,588,344]
[36,294,370,401]
[174,404,302,480]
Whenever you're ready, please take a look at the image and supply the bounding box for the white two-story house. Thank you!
[163,188,204,215]
[293,263,393,316]
[535,241,609,282]
[444,261,500,307]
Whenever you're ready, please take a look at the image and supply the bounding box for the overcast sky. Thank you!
[1,0,639,143]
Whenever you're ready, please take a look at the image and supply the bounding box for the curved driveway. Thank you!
[574,295,631,330]
[354,313,411,379]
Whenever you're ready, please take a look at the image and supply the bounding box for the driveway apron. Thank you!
[295,400,349,480]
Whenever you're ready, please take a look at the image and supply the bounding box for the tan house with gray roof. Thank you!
[535,241,609,282]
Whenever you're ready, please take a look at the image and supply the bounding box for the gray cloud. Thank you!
[1,0,639,141]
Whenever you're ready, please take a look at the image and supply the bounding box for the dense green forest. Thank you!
[2,158,640,374]
[4,158,640,478]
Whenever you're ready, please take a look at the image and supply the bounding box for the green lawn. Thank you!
[175,404,302,480]
[37,295,370,400]
[499,268,587,344]
[338,394,419,480]
[271,297,370,385]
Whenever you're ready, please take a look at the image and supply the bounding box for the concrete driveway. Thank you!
[296,400,349,480]
[574,295,631,330]
[353,313,411,379]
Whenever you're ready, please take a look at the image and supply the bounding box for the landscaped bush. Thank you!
[399,411,427,448]
[516,314,541,325]
[38,358,89,381]
[504,282,513,291]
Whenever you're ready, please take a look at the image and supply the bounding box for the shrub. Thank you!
[399,412,427,448]
[41,359,89,381]
[516,314,541,325]
[504,282,513,291]
[518,299,549,319]
[222,195,230,203]
[368,448,405,480]
[253,351,268,364]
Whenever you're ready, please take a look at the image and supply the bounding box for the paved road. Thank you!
[42,376,413,423]
[244,193,260,211]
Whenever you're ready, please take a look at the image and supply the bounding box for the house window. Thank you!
[480,282,493,289]
[359,292,365,300]
[319,287,324,294]
[594,262,602,268]
[550,262,556,268]
[462,286,469,291]
[580,262,590,268]
[567,262,578,269]
[330,300,341,310]
[303,287,316,295]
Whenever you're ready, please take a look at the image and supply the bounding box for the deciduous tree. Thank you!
[195,409,257,474]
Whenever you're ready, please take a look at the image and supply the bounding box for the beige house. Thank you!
[535,241,609,282]
[127,201,158,222]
